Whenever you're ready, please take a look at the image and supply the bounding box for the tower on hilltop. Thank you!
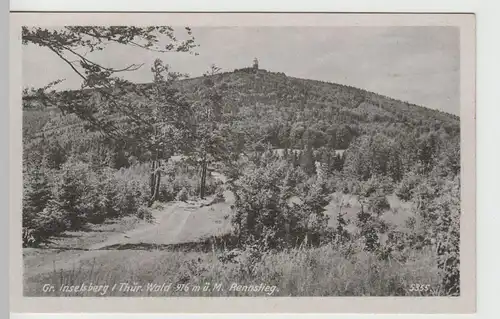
[252,57,259,69]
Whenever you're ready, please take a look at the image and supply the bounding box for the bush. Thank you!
[23,167,53,231]
[97,181,118,218]
[22,159,154,246]
[136,205,154,223]
[150,201,165,210]
[22,162,95,246]
[369,194,390,216]
[334,212,351,245]
[213,187,225,203]
[51,159,101,229]
[33,160,149,233]
[28,200,70,245]
[231,160,330,249]
[358,175,394,198]
[422,176,460,295]
[114,179,148,216]
[176,187,189,202]
[395,172,421,201]
[158,162,222,201]
[22,227,37,248]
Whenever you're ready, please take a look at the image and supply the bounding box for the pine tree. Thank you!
[23,167,52,228]
[55,168,82,229]
[300,145,315,175]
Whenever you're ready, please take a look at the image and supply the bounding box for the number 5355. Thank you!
[409,284,430,292]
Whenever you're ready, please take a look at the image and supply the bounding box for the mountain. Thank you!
[23,67,460,155]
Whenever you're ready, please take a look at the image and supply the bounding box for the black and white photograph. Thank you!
[13,13,475,308]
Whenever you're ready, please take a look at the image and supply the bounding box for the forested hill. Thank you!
[181,67,460,149]
[23,67,460,157]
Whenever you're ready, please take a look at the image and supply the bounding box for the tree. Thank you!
[23,167,52,229]
[188,64,234,199]
[335,125,353,149]
[143,59,194,204]
[22,26,197,95]
[343,136,372,180]
[300,145,316,175]
[387,141,404,182]
[41,138,67,169]
[22,26,198,206]
[370,134,390,176]
[417,132,439,173]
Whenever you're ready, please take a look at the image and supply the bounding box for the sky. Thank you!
[22,26,460,115]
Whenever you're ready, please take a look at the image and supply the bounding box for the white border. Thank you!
[7,0,500,318]
[9,0,478,13]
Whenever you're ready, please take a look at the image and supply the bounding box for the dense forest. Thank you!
[23,66,460,178]
[22,27,461,296]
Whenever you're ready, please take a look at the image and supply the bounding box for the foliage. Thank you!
[22,30,461,295]
[23,167,53,229]
[334,212,351,246]
[22,26,197,95]
[230,160,329,249]
[187,64,236,198]
[22,160,152,246]
[176,187,189,202]
[395,171,422,201]
[414,175,461,295]
[136,206,154,223]
[23,26,200,208]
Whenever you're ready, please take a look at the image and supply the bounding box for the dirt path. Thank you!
[24,171,234,278]
[88,201,195,250]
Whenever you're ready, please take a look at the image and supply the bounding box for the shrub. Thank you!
[176,187,189,202]
[53,160,151,229]
[150,201,165,210]
[158,162,221,201]
[29,200,70,245]
[22,227,37,248]
[22,159,154,246]
[335,212,351,245]
[355,208,379,252]
[97,170,120,218]
[213,187,226,203]
[358,175,394,198]
[369,194,390,216]
[114,179,148,216]
[52,160,93,230]
[136,205,154,223]
[23,167,53,231]
[395,172,421,201]
[423,176,460,295]
[231,160,330,249]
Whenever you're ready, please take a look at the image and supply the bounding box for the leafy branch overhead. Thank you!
[22,26,198,139]
[22,26,198,88]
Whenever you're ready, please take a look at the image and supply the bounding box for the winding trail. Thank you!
[89,201,195,250]
[24,171,233,278]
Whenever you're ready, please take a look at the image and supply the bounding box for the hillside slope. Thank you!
[23,68,459,154]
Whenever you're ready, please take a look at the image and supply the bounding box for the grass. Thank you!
[23,243,443,297]
[23,215,143,253]
[23,189,445,297]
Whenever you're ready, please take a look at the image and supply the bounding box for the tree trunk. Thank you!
[153,169,161,201]
[149,160,156,197]
[200,158,208,199]
[148,159,161,207]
